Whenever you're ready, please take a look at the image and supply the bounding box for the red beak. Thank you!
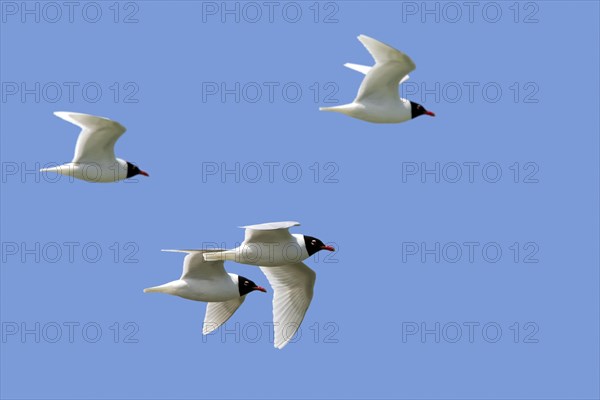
[321,245,335,252]
[138,170,149,177]
[425,111,436,117]
[254,286,267,293]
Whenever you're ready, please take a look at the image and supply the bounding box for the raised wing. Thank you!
[161,249,228,281]
[203,296,246,335]
[353,35,416,103]
[54,112,126,164]
[241,221,300,243]
[260,262,316,349]
[357,34,415,66]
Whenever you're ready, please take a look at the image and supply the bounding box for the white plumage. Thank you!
[40,112,148,182]
[144,249,266,335]
[204,221,334,349]
[320,34,434,123]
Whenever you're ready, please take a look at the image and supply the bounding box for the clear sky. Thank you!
[1,1,599,399]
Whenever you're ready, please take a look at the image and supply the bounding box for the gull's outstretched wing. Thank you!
[260,262,316,349]
[54,112,126,164]
[353,35,416,103]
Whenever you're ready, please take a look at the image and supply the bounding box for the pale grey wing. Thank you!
[54,112,126,164]
[203,296,246,335]
[241,221,300,243]
[161,249,228,281]
[355,61,414,103]
[260,262,316,349]
[354,35,416,103]
[357,34,416,67]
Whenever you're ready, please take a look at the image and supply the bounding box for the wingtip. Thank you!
[161,249,227,254]
[274,342,287,350]
[54,111,81,118]
[203,324,218,335]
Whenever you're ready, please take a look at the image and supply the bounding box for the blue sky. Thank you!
[1,1,599,399]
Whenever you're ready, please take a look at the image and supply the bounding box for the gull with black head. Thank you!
[144,249,266,335]
[40,112,149,182]
[320,34,435,123]
[203,221,335,349]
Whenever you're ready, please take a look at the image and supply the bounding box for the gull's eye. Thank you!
[244,281,249,285]
[312,240,316,245]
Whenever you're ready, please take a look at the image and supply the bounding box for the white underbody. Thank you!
[326,98,412,123]
[210,234,310,267]
[41,158,128,183]
[148,273,239,303]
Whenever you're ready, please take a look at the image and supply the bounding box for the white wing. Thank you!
[344,62,372,75]
[54,112,126,164]
[344,63,410,85]
[203,296,246,335]
[260,262,316,349]
[241,221,300,243]
[161,249,228,281]
[353,35,416,103]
